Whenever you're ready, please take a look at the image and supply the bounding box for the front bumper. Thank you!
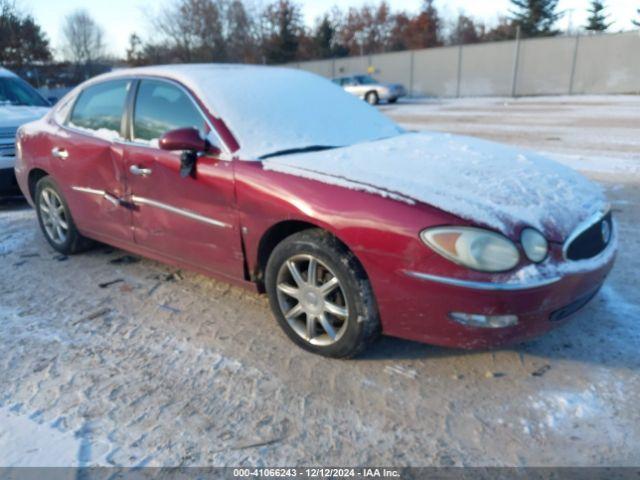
[370,249,616,349]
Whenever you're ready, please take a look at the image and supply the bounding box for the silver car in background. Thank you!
[332,74,407,105]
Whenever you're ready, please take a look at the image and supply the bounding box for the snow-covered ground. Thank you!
[382,95,640,177]
[0,95,639,467]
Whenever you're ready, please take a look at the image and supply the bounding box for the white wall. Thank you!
[289,31,640,97]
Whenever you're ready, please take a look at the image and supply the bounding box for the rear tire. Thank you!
[265,229,380,358]
[365,91,379,106]
[35,176,92,254]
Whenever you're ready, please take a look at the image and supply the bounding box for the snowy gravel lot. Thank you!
[1,95,639,467]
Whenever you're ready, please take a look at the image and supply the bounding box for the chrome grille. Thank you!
[0,143,15,157]
[0,127,17,140]
[0,127,17,157]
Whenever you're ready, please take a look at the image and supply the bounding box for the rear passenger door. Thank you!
[54,79,133,244]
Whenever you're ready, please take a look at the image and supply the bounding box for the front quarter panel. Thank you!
[233,160,467,333]
[234,160,616,346]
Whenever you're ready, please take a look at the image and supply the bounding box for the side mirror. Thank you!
[159,127,213,153]
[159,128,221,178]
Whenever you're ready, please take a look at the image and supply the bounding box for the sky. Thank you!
[20,0,640,59]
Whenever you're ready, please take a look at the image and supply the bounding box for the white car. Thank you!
[332,75,407,105]
[0,67,50,194]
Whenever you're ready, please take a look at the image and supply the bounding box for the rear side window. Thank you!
[133,80,206,143]
[69,80,130,135]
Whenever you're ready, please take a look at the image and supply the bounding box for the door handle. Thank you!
[130,165,152,177]
[51,147,69,160]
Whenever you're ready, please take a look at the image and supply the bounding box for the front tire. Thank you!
[265,229,380,358]
[35,176,92,254]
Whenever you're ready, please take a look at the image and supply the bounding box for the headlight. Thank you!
[420,227,520,273]
[521,228,548,263]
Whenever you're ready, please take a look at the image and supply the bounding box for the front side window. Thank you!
[133,80,207,143]
[69,80,130,135]
[0,76,49,107]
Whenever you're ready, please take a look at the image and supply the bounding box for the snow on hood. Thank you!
[0,106,50,128]
[263,132,607,241]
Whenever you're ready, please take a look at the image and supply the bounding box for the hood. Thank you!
[0,106,50,129]
[263,132,606,242]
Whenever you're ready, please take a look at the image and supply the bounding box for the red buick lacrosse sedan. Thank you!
[14,65,617,357]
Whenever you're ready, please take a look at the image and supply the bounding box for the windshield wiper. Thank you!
[260,145,339,160]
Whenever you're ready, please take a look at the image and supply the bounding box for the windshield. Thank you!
[355,75,378,85]
[0,76,49,107]
[145,65,403,160]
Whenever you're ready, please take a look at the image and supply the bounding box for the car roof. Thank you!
[93,64,290,83]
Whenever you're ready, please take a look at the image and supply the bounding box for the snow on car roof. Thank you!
[91,64,404,159]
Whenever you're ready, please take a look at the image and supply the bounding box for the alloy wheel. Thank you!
[39,187,69,245]
[276,254,349,346]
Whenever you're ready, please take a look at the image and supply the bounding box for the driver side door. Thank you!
[124,78,243,280]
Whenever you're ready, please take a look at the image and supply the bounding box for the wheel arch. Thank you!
[28,168,50,202]
[254,219,362,293]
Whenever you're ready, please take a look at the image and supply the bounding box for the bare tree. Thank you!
[152,0,226,62]
[61,9,105,66]
[261,0,303,64]
[449,14,484,45]
[224,0,259,63]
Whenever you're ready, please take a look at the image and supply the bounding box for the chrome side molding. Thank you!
[71,187,230,229]
[131,195,230,229]
[71,186,104,196]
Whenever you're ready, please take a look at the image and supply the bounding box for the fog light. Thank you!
[449,312,519,329]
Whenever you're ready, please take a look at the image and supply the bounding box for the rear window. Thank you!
[69,80,131,134]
